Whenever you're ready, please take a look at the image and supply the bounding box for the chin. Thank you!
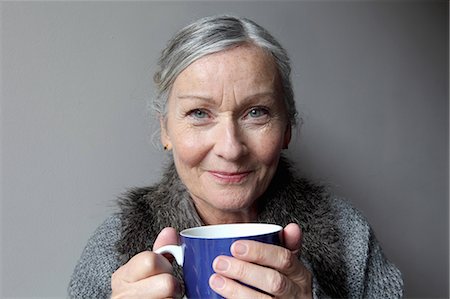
[209,191,257,211]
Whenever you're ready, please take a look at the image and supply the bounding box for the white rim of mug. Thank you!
[180,223,283,239]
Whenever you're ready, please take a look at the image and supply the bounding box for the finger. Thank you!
[153,227,179,263]
[113,251,173,283]
[126,273,181,299]
[153,227,179,251]
[230,240,306,278]
[283,223,302,253]
[209,273,271,299]
[212,255,297,297]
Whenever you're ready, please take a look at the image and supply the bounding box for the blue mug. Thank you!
[155,223,283,299]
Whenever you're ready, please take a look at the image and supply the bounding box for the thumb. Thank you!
[152,227,179,251]
[283,223,302,253]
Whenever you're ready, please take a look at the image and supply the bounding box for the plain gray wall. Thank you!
[1,1,448,298]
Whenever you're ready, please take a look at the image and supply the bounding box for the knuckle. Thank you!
[111,268,124,289]
[254,244,267,261]
[141,251,158,268]
[159,273,179,296]
[234,261,248,279]
[279,249,295,272]
[111,271,118,286]
[270,271,288,295]
[298,267,313,286]
[111,290,133,299]
[110,269,132,298]
[228,283,241,299]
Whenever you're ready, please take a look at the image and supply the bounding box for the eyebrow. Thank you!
[175,91,277,102]
[176,95,214,102]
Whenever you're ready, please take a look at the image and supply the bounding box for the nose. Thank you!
[213,117,248,161]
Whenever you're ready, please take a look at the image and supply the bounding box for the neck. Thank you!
[192,200,258,225]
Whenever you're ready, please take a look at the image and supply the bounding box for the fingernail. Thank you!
[233,242,248,256]
[214,257,230,272]
[210,274,225,289]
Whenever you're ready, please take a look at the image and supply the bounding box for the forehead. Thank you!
[172,44,280,94]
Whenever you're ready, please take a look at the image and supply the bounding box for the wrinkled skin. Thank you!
[111,225,312,299]
[111,45,312,298]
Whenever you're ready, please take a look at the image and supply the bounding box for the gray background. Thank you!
[1,1,448,298]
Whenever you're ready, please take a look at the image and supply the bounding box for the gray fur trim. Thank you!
[116,157,348,298]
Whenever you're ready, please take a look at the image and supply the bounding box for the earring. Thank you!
[163,145,168,151]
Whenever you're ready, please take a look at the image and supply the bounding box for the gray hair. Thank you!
[153,15,298,126]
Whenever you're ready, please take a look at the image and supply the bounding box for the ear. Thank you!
[283,123,292,149]
[160,116,172,150]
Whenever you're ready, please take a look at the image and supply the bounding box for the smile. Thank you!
[208,170,252,184]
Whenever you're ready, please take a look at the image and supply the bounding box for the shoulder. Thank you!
[68,215,122,298]
[75,214,122,260]
[329,197,371,276]
[328,197,403,298]
[330,197,371,237]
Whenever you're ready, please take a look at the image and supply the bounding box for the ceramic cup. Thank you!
[154,223,283,299]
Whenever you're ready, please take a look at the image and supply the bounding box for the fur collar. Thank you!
[116,157,348,298]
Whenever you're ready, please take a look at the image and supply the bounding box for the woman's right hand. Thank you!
[111,227,181,298]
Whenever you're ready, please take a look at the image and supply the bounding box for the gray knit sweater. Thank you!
[68,158,403,298]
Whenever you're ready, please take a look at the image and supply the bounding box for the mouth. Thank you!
[208,170,252,184]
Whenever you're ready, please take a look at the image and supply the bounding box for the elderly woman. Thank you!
[69,15,403,298]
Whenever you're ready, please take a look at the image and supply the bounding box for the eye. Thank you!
[247,107,269,118]
[188,109,209,119]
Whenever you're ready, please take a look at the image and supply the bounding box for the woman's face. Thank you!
[161,44,291,223]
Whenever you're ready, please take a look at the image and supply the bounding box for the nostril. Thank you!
[212,119,248,161]
[214,136,247,161]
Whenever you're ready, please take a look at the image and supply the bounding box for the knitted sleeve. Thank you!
[332,197,403,298]
[68,215,122,298]
[362,229,404,298]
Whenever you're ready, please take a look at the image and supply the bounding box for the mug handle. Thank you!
[154,245,184,266]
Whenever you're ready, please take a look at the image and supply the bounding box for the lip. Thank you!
[208,170,252,184]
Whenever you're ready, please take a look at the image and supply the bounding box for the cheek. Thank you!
[171,129,209,168]
[250,128,285,164]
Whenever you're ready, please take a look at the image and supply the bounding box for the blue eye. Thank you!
[189,109,208,119]
[248,107,268,118]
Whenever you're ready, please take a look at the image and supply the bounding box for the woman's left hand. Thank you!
[209,223,312,299]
